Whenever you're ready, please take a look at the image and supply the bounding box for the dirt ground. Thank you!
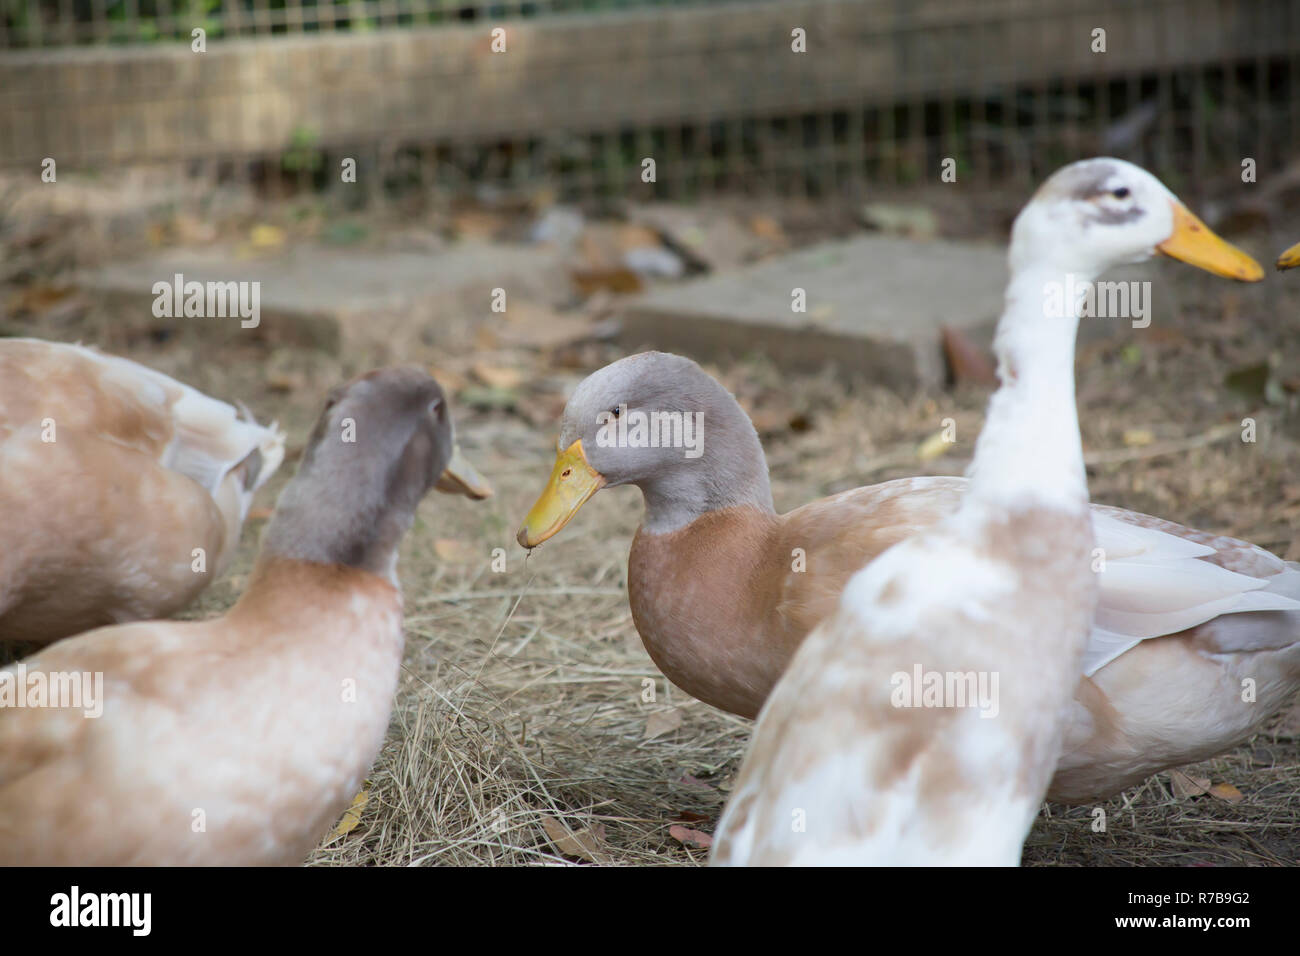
[3,176,1299,865]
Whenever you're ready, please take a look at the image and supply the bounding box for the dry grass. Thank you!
[4,182,1299,866]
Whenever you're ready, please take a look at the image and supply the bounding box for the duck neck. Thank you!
[256,462,422,587]
[964,263,1090,516]
[636,395,775,535]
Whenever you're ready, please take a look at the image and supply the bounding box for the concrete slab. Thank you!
[76,240,572,357]
[616,233,1174,389]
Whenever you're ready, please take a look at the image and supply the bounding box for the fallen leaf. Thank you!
[1122,428,1155,447]
[8,283,75,315]
[333,789,368,837]
[644,707,684,739]
[1208,782,1244,804]
[428,366,467,393]
[497,310,600,351]
[917,429,954,462]
[617,224,663,250]
[433,538,476,563]
[941,326,997,387]
[748,214,786,243]
[540,816,608,863]
[471,363,526,390]
[452,210,506,240]
[173,214,218,244]
[265,371,305,393]
[249,224,286,249]
[1169,768,1211,800]
[571,267,643,296]
[669,824,713,849]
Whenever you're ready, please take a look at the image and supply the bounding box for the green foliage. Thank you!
[281,126,323,174]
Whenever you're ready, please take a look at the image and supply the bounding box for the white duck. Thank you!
[711,158,1274,865]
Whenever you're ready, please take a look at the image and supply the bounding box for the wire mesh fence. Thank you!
[1,0,734,48]
[2,0,1298,204]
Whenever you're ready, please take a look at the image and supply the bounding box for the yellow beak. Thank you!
[1276,240,1300,271]
[435,443,493,500]
[1156,202,1263,281]
[516,439,606,548]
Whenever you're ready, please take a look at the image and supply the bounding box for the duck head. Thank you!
[1012,157,1263,280]
[262,366,490,580]
[517,352,772,547]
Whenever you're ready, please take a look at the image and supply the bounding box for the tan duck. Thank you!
[0,366,491,865]
[518,166,1296,805]
[0,339,286,646]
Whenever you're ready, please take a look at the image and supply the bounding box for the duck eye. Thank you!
[1111,187,1131,199]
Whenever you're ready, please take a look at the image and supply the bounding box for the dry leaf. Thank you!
[8,283,75,314]
[452,210,505,240]
[433,538,476,563]
[916,429,954,462]
[1169,768,1210,799]
[669,824,713,849]
[1209,782,1244,804]
[249,224,286,249]
[748,214,786,243]
[428,366,467,393]
[644,707,684,739]
[941,326,997,387]
[498,313,596,351]
[471,363,526,390]
[333,789,368,837]
[540,815,608,863]
[617,224,663,250]
[571,267,644,296]
[1122,428,1155,447]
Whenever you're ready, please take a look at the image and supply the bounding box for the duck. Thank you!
[517,160,1296,806]
[0,338,286,646]
[0,366,491,865]
[1277,241,1300,269]
[708,159,1270,865]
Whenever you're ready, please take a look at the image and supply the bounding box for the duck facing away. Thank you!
[710,159,1265,865]
[517,160,1292,806]
[0,366,490,865]
[0,339,286,646]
